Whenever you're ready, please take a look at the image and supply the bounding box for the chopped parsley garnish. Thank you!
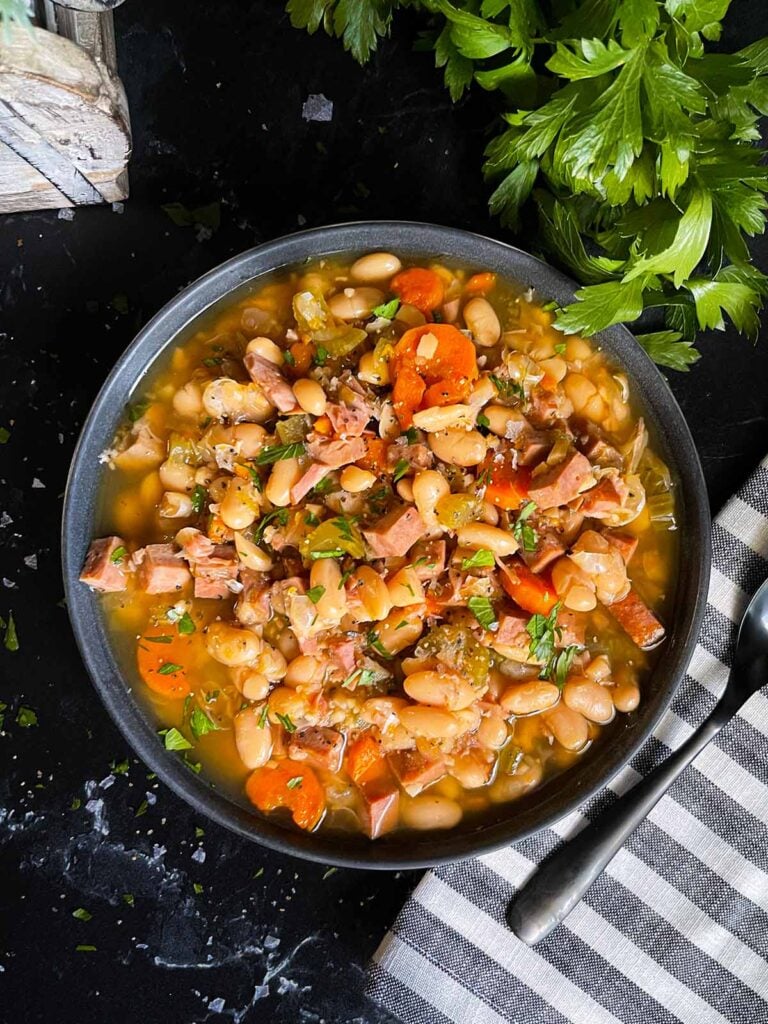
[163,727,192,751]
[392,459,410,483]
[283,350,296,366]
[135,799,148,818]
[372,298,400,319]
[343,668,376,689]
[72,908,92,922]
[314,345,329,366]
[338,567,354,590]
[257,704,269,729]
[184,757,203,774]
[513,501,539,553]
[122,893,135,907]
[366,630,393,659]
[143,634,173,644]
[256,442,305,465]
[403,426,419,444]
[275,712,297,733]
[203,356,223,367]
[461,549,495,570]
[526,603,562,664]
[286,776,303,790]
[310,549,345,560]
[0,426,10,444]
[76,945,97,953]
[476,413,490,431]
[193,883,204,895]
[190,485,207,514]
[543,645,582,689]
[489,374,525,402]
[189,705,221,739]
[158,662,183,675]
[322,867,338,880]
[467,596,498,632]
[247,465,263,490]
[110,545,128,564]
[253,507,290,545]
[3,611,19,652]
[127,400,149,423]
[176,611,196,635]
[16,705,37,727]
[112,759,130,775]
[311,475,334,495]
[307,584,326,604]
[553,341,567,356]
[304,511,320,527]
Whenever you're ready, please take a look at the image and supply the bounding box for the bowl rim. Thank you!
[62,220,711,870]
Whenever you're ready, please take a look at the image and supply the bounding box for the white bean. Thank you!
[265,457,302,507]
[358,350,390,386]
[328,287,383,320]
[463,297,501,347]
[203,378,272,423]
[245,336,283,364]
[220,479,259,530]
[159,491,194,518]
[206,622,262,667]
[292,378,327,416]
[159,459,195,493]
[412,470,450,527]
[500,680,560,716]
[350,251,402,283]
[401,795,463,830]
[234,530,273,571]
[563,677,615,723]
[403,670,477,711]
[399,705,463,739]
[232,423,268,458]
[543,704,589,751]
[412,404,476,433]
[387,567,425,608]
[428,428,487,467]
[173,381,203,418]
[310,558,347,623]
[456,523,518,556]
[234,706,273,769]
[340,465,376,492]
[347,566,392,622]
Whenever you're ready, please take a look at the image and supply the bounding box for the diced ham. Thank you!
[235,570,271,625]
[527,387,572,427]
[557,609,586,648]
[521,530,565,574]
[326,638,358,676]
[306,436,366,468]
[290,462,331,504]
[243,351,298,413]
[359,771,400,839]
[608,589,665,650]
[326,398,371,437]
[494,609,530,649]
[580,474,628,518]
[288,726,345,773]
[191,544,239,599]
[603,530,638,565]
[79,536,129,593]
[388,749,445,797]
[583,435,623,469]
[269,576,307,615]
[527,450,594,509]
[134,543,192,594]
[409,539,446,581]
[516,430,551,466]
[386,441,433,470]
[363,504,427,558]
[175,527,216,561]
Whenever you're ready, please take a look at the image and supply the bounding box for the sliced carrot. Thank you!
[289,340,314,376]
[345,731,384,784]
[357,437,389,473]
[499,560,558,617]
[231,463,251,481]
[391,323,478,428]
[207,513,232,543]
[137,625,193,699]
[484,460,531,511]
[246,761,325,831]
[465,272,496,297]
[390,268,445,315]
[313,414,333,436]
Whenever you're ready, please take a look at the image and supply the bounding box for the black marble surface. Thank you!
[1,2,766,1022]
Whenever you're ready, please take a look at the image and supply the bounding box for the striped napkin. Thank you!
[368,455,768,1024]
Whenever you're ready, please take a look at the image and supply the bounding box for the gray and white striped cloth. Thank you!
[368,455,768,1024]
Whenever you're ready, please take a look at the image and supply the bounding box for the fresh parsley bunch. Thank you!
[287,0,768,370]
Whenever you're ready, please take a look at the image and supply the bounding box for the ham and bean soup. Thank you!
[80,252,677,838]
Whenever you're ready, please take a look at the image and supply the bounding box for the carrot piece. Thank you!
[345,731,384,784]
[464,272,496,297]
[390,324,478,428]
[390,268,445,315]
[499,560,558,616]
[313,414,333,436]
[246,761,325,831]
[206,514,232,543]
[231,463,251,481]
[484,461,531,511]
[137,625,193,699]
[357,437,389,473]
[289,340,314,376]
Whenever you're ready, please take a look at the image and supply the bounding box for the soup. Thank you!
[79,251,677,838]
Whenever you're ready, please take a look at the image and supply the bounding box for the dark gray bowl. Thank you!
[62,221,711,869]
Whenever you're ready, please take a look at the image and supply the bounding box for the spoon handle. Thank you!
[507,710,728,945]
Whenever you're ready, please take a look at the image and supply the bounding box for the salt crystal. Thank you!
[32,478,45,489]
[208,998,225,1013]
[301,93,333,123]
[24,554,37,570]
[58,208,75,221]
[263,934,280,950]
[191,847,206,863]
[0,512,13,528]
[2,578,16,588]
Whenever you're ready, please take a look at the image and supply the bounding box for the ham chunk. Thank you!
[521,530,565,574]
[363,504,426,558]
[306,436,366,469]
[135,543,191,594]
[243,351,297,413]
[583,435,623,469]
[557,609,586,648]
[235,570,271,625]
[191,544,239,599]
[516,430,552,466]
[290,462,331,504]
[603,530,638,565]
[580,474,628,518]
[493,609,530,651]
[359,771,400,838]
[409,539,446,581]
[79,536,129,593]
[175,527,215,561]
[386,441,433,471]
[288,726,345,773]
[608,589,665,650]
[527,450,594,509]
[326,398,371,437]
[388,750,445,797]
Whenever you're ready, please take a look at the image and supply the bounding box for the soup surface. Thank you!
[80,251,677,838]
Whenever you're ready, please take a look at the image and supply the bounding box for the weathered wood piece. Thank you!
[0,11,131,212]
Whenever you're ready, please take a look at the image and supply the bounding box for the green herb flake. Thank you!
[4,611,19,652]
[0,426,10,444]
[322,866,338,880]
[257,704,269,729]
[392,459,410,483]
[110,545,128,564]
[189,705,221,740]
[286,776,303,790]
[195,826,205,838]
[16,705,37,728]
[135,799,149,818]
[122,893,135,907]
[253,867,264,878]
[311,475,334,496]
[366,630,393,659]
[176,611,196,635]
[307,584,326,604]
[314,345,329,367]
[253,507,290,545]
[184,757,203,774]
[476,413,490,431]
[142,634,173,645]
[526,603,562,664]
[127,400,149,423]
[203,356,223,367]
[304,511,320,527]
[72,907,92,922]
[190,485,207,514]
[461,548,495,570]
[283,350,296,366]
[543,644,582,689]
[403,427,419,444]
[163,727,192,751]
[158,662,183,675]
[513,501,539,553]
[467,596,498,632]
[553,341,567,355]
[76,945,97,953]
[275,712,297,733]
[111,759,130,775]
[256,442,305,465]
[71,797,82,811]
[372,298,401,319]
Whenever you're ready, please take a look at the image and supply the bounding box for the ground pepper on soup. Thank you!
[79,252,677,838]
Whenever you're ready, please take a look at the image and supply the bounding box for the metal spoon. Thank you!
[507,576,768,945]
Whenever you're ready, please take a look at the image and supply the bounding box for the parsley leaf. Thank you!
[392,458,410,483]
[635,331,700,372]
[513,500,539,552]
[461,548,495,570]
[286,776,303,790]
[307,584,326,604]
[163,727,192,751]
[190,485,207,514]
[526,603,562,663]
[189,706,221,740]
[275,712,297,733]
[372,297,400,318]
[110,545,128,564]
[3,611,19,652]
[542,644,581,688]
[467,596,498,631]
[256,442,306,465]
